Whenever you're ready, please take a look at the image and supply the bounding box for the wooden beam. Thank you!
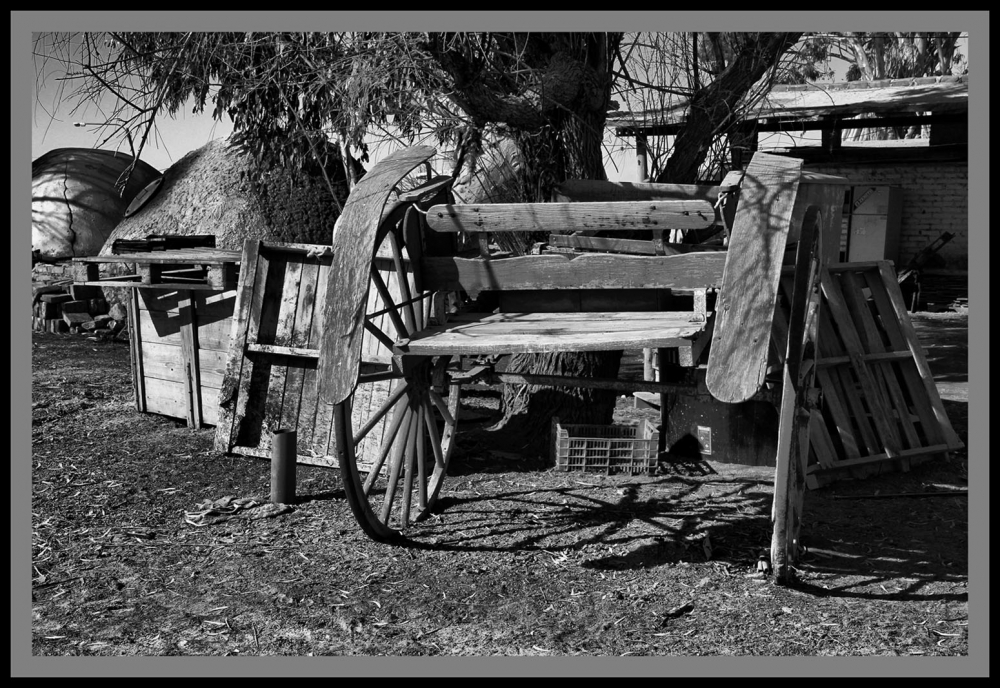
[555,179,726,203]
[425,200,719,234]
[421,252,727,296]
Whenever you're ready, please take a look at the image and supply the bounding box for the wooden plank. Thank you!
[548,234,658,255]
[426,200,718,234]
[806,443,956,474]
[421,252,727,296]
[178,292,202,428]
[142,377,189,420]
[301,260,332,456]
[138,308,233,351]
[820,268,902,457]
[76,249,242,264]
[319,145,437,407]
[706,152,803,404]
[874,263,963,449]
[815,368,862,459]
[281,259,321,436]
[214,241,264,453]
[554,179,725,203]
[196,348,229,390]
[839,270,922,456]
[809,409,838,470]
[128,289,146,413]
[398,311,704,356]
[260,258,302,435]
[815,281,881,457]
[860,267,945,448]
[547,235,727,255]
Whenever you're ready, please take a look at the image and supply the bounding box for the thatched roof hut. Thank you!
[101,138,347,256]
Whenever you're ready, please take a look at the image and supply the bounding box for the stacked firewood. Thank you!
[31,282,129,341]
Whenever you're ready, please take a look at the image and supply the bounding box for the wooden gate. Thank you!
[214,240,413,469]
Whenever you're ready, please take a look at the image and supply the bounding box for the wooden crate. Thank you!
[74,249,242,429]
[130,287,236,427]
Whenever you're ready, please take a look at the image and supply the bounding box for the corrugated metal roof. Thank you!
[609,75,968,133]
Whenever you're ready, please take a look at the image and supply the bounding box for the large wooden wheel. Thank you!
[332,207,461,542]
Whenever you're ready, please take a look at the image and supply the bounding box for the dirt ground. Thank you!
[29,312,970,657]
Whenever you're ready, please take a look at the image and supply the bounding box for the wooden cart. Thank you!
[217,145,961,584]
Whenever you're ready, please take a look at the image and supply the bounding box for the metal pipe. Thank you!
[271,429,297,505]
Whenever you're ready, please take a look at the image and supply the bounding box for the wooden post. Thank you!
[636,135,649,182]
[128,289,146,413]
[770,207,823,584]
[178,291,202,429]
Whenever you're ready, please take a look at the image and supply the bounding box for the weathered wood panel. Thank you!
[426,200,718,234]
[398,311,706,356]
[421,252,726,296]
[706,153,803,403]
[554,179,726,203]
[319,145,437,407]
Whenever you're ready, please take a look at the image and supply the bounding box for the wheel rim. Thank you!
[333,213,460,542]
[336,358,460,542]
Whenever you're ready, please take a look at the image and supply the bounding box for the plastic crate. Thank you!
[551,417,660,475]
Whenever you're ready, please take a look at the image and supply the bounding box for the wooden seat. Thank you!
[395,310,709,356]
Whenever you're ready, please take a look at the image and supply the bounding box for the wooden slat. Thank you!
[820,268,903,457]
[554,179,725,203]
[421,252,726,296]
[138,308,232,351]
[128,289,146,413]
[398,311,705,356]
[816,287,881,457]
[706,152,803,404]
[262,258,303,434]
[281,259,321,435]
[426,200,718,234]
[75,249,242,264]
[546,234,727,255]
[301,260,332,456]
[214,241,264,453]
[839,270,922,457]
[142,377,188,420]
[178,292,202,428]
[874,263,963,448]
[860,267,944,448]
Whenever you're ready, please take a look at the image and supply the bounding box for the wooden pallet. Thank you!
[773,261,963,488]
[74,248,241,291]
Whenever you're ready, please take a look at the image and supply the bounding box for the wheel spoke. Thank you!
[416,398,428,510]
[400,399,419,526]
[387,230,420,332]
[370,266,409,340]
[379,405,412,523]
[353,380,408,445]
[363,319,397,351]
[363,400,410,494]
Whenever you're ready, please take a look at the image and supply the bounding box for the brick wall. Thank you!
[805,160,968,271]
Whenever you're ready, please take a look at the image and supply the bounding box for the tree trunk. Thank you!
[657,33,801,184]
